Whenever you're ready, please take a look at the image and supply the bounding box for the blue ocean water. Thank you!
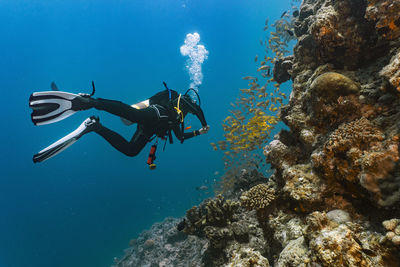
[0,0,292,266]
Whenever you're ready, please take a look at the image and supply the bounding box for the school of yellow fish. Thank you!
[211,2,301,196]
[209,76,286,155]
[211,4,299,171]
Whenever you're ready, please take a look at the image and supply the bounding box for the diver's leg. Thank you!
[95,124,150,157]
[77,97,158,124]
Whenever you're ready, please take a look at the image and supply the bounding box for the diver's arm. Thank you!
[172,124,202,142]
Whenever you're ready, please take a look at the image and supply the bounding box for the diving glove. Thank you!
[199,125,210,135]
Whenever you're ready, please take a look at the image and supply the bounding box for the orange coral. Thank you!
[365,0,400,40]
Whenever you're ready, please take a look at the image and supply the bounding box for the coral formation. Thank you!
[184,195,239,236]
[313,117,400,204]
[383,218,400,246]
[240,183,275,211]
[310,72,360,100]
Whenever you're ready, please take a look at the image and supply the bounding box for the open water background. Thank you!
[0,0,292,266]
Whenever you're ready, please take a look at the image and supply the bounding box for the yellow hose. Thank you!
[174,94,184,122]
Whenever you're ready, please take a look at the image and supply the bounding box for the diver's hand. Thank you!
[199,125,210,135]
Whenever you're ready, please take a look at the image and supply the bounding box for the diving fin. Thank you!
[33,116,99,163]
[29,82,95,126]
[29,91,86,125]
[50,82,59,91]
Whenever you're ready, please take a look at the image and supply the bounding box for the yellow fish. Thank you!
[257,65,270,71]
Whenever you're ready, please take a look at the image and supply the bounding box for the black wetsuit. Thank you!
[88,89,207,156]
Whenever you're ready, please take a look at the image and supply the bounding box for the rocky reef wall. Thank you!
[113,0,400,266]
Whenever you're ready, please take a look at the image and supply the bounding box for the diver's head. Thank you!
[183,88,201,105]
[182,94,196,105]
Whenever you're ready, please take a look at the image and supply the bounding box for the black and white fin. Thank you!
[29,91,79,126]
[33,117,97,163]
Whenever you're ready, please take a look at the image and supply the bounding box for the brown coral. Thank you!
[184,195,239,235]
[240,183,275,211]
[310,72,360,100]
[309,2,369,67]
[315,117,399,204]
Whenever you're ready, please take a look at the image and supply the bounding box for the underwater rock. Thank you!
[112,217,207,267]
[282,164,325,209]
[305,211,396,267]
[310,0,374,68]
[264,139,298,169]
[326,209,351,225]
[273,55,294,84]
[365,0,400,40]
[268,210,306,248]
[380,50,400,92]
[299,129,316,146]
[276,236,311,267]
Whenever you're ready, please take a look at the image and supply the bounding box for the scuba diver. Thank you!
[29,81,209,168]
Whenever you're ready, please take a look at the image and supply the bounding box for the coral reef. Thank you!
[113,0,400,265]
[112,217,207,267]
[182,195,270,266]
